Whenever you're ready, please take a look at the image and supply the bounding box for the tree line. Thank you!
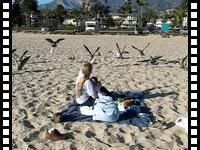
[12,0,188,29]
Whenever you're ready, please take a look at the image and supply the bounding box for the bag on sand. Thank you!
[93,95,120,122]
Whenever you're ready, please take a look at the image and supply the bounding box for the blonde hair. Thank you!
[75,63,93,97]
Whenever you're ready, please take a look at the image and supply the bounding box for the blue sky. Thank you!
[38,0,52,4]
[12,0,52,4]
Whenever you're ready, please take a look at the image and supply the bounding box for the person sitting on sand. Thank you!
[75,61,97,106]
[90,76,112,97]
[52,60,97,123]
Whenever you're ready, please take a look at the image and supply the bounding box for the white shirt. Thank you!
[75,70,97,104]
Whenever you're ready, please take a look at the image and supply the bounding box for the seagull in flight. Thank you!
[131,42,150,56]
[166,55,188,68]
[115,43,128,59]
[45,38,65,53]
[83,44,101,60]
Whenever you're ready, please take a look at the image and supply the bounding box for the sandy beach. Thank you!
[12,32,188,150]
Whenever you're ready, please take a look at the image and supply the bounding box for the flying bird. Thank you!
[83,44,101,60]
[12,50,31,70]
[131,42,150,56]
[137,55,164,65]
[12,49,19,58]
[166,55,188,68]
[115,43,128,59]
[149,55,163,65]
[45,38,65,53]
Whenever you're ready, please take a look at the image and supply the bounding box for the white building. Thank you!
[166,19,173,25]
[183,17,188,28]
[121,16,137,28]
[155,19,163,28]
[85,21,100,32]
[63,18,77,26]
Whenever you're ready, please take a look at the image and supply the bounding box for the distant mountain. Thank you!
[147,0,181,11]
[39,0,181,11]
[39,0,82,9]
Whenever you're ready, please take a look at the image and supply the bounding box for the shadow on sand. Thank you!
[143,87,178,100]
[13,68,57,75]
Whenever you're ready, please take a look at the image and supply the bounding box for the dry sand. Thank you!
[12,32,188,150]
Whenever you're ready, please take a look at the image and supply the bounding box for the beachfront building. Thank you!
[28,11,41,27]
[155,19,163,29]
[182,17,188,28]
[85,21,100,32]
[63,18,77,26]
[166,19,173,25]
[121,15,137,29]
[109,13,138,29]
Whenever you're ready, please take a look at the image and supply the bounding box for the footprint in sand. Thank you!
[70,142,77,150]
[64,122,73,130]
[104,124,113,136]
[20,120,35,129]
[85,130,96,138]
[27,144,37,150]
[18,109,28,120]
[129,144,144,150]
[116,134,125,143]
[172,134,184,146]
[23,131,39,143]
[119,128,126,134]
[107,134,125,144]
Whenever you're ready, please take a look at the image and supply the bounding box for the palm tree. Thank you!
[21,0,38,27]
[41,8,53,25]
[136,0,147,27]
[142,6,158,25]
[180,0,188,11]
[172,8,186,28]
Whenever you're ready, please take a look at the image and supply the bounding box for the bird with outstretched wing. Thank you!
[115,43,128,59]
[137,55,163,65]
[83,44,101,60]
[12,49,31,71]
[166,55,188,68]
[131,42,150,56]
[45,38,65,53]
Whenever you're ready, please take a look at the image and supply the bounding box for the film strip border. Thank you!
[2,0,11,149]
[189,1,198,150]
[0,1,199,150]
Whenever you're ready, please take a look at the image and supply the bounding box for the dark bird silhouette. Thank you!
[12,49,17,53]
[83,44,101,60]
[12,50,31,70]
[137,55,164,65]
[115,43,128,59]
[166,55,188,68]
[45,38,65,53]
[12,49,19,58]
[131,42,150,56]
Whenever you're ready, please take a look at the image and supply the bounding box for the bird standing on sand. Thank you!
[131,42,150,56]
[45,38,65,53]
